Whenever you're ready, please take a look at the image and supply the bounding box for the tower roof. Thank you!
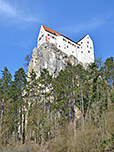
[77,34,90,44]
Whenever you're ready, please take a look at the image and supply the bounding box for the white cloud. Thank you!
[0,0,16,16]
[0,0,42,23]
[74,18,104,33]
[60,12,114,34]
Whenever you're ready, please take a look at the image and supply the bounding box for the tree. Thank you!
[104,57,114,86]
[12,68,27,144]
[0,67,12,145]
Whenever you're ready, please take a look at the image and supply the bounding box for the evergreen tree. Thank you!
[11,68,26,144]
[0,67,12,145]
[0,57,113,150]
[52,67,73,125]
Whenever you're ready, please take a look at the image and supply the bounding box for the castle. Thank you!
[37,25,95,64]
[27,25,95,78]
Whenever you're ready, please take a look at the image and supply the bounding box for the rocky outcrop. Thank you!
[27,42,81,78]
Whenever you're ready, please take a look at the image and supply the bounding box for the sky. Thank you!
[0,0,114,77]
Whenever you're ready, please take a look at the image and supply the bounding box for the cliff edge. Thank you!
[27,42,81,78]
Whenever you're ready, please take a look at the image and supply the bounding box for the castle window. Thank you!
[72,43,74,46]
[59,45,60,47]
[90,47,92,49]
[52,36,55,39]
[68,41,71,44]
[39,37,42,41]
[88,51,90,53]
[77,46,79,49]
[72,51,74,53]
[63,38,66,42]
[47,34,50,36]
[87,45,89,48]
[81,51,83,53]
[67,46,69,48]
[64,47,66,49]
[87,41,89,44]
[81,42,83,44]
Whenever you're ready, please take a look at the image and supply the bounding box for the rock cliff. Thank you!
[27,42,81,78]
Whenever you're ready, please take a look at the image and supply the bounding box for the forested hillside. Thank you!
[0,57,114,152]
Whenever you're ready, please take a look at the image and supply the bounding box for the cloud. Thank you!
[66,18,104,34]
[0,0,42,23]
[60,12,114,34]
[74,18,104,33]
[0,0,16,16]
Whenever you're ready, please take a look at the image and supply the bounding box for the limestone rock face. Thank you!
[27,43,80,78]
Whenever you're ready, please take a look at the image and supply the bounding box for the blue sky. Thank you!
[0,0,114,77]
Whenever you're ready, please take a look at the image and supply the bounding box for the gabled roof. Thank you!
[77,34,89,44]
[42,25,61,36]
[42,25,85,45]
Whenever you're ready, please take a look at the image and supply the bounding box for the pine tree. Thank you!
[24,69,41,143]
[0,67,12,145]
[12,68,27,144]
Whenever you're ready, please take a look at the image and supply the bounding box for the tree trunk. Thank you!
[23,113,25,144]
[80,85,84,128]
[73,97,76,137]
[20,110,23,144]
[72,77,76,137]
[0,98,4,140]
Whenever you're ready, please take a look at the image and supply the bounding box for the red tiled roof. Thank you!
[42,25,84,45]
[42,25,77,44]
[42,25,61,36]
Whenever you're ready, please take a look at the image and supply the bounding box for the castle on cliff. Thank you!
[37,25,95,64]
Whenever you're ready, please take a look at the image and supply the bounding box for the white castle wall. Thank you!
[77,35,94,64]
[56,35,77,57]
[37,25,95,64]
